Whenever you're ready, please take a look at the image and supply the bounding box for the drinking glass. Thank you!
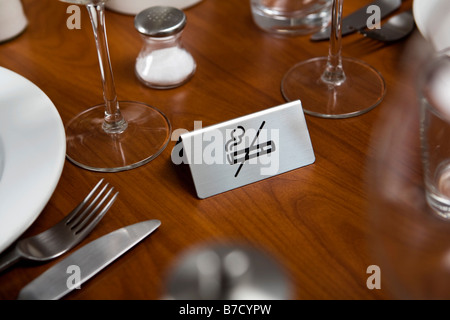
[60,0,171,172]
[420,51,450,219]
[281,0,386,118]
[368,39,450,299]
[250,0,332,36]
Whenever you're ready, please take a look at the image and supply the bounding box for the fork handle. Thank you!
[0,248,21,273]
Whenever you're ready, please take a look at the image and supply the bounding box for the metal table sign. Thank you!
[171,100,315,198]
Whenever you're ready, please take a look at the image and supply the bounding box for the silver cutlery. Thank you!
[18,220,161,300]
[0,179,118,273]
[359,10,415,42]
[310,0,402,41]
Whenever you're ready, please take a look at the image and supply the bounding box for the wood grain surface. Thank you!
[0,0,423,300]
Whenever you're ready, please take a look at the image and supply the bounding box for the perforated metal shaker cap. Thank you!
[134,6,186,37]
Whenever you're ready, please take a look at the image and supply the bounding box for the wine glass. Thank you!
[60,0,171,172]
[281,0,386,118]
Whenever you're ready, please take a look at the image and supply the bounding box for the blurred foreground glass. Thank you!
[163,243,292,300]
[420,51,450,219]
[368,39,450,299]
[250,0,332,36]
[60,0,171,172]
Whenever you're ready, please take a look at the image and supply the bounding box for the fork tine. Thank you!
[72,186,115,233]
[74,191,119,236]
[68,182,110,228]
[65,179,105,224]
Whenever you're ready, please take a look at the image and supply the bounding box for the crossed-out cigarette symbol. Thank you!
[225,121,276,178]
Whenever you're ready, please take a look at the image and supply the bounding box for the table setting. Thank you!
[1,0,450,302]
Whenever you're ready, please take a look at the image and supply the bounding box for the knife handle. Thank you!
[0,248,21,273]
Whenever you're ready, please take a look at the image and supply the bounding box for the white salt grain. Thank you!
[136,46,196,88]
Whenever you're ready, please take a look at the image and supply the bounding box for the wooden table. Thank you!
[0,0,423,300]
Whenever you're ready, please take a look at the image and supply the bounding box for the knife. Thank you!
[17,219,161,300]
[310,0,401,41]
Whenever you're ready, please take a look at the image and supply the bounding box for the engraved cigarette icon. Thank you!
[225,121,276,178]
[229,140,275,165]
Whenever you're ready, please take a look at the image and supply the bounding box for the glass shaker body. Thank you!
[136,32,196,89]
[134,6,196,89]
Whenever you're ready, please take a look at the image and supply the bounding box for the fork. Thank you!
[0,179,118,273]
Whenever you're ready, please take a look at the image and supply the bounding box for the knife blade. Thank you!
[17,219,161,300]
[310,0,401,41]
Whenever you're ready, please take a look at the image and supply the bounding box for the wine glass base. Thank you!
[65,101,171,172]
[281,57,386,119]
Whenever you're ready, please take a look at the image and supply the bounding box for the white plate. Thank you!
[413,0,450,52]
[106,0,203,15]
[0,67,66,254]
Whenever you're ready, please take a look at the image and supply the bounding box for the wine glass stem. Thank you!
[87,3,127,134]
[321,0,346,86]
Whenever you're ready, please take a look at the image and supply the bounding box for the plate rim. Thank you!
[105,0,203,15]
[0,66,66,254]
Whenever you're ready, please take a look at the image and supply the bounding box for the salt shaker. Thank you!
[134,6,196,89]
